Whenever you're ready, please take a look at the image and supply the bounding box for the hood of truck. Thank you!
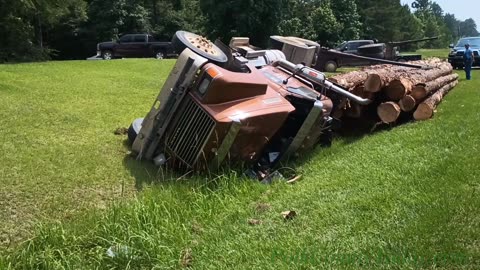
[98,41,116,48]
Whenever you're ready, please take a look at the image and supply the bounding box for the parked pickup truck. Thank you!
[448,36,480,69]
[96,34,176,60]
[316,38,437,72]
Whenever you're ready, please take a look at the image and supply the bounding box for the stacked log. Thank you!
[413,80,458,120]
[329,58,459,125]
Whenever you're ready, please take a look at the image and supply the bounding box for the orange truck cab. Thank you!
[129,31,370,173]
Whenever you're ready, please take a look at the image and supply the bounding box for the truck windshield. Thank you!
[456,38,480,48]
[335,42,347,50]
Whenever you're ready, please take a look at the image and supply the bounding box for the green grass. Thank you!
[1,54,480,269]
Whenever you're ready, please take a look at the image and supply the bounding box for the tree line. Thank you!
[0,0,478,62]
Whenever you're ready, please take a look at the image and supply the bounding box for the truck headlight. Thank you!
[198,67,220,96]
[198,78,211,95]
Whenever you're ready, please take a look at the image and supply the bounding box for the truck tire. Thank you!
[154,51,165,59]
[172,31,228,66]
[127,118,144,145]
[324,61,338,73]
[102,50,113,60]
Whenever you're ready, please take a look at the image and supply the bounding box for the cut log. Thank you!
[377,102,401,123]
[330,71,368,90]
[364,60,453,94]
[413,80,458,121]
[385,78,414,100]
[411,73,459,100]
[364,73,382,92]
[398,95,416,112]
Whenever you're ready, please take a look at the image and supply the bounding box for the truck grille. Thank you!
[165,95,215,167]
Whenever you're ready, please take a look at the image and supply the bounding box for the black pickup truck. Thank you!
[96,34,176,60]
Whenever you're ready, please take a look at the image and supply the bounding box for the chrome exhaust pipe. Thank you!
[273,60,372,105]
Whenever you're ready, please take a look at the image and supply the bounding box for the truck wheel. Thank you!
[127,118,144,145]
[397,58,407,63]
[172,31,228,66]
[154,51,165,59]
[324,61,338,73]
[102,50,113,60]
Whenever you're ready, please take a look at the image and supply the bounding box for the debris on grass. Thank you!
[114,127,128,135]
[281,210,297,220]
[286,175,303,184]
[247,218,262,226]
[180,248,193,268]
[191,222,204,235]
[106,244,132,258]
[255,202,271,213]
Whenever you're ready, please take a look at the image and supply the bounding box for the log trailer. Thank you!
[128,31,371,175]
[267,36,438,72]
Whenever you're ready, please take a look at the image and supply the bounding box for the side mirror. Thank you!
[449,44,454,49]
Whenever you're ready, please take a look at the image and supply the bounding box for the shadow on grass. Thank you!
[121,139,252,193]
[120,108,418,189]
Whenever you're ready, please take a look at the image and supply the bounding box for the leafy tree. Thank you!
[277,0,316,39]
[357,0,407,41]
[310,0,342,46]
[330,0,361,41]
[444,13,460,41]
[200,0,283,46]
[459,19,479,37]
[1,0,478,61]
[277,0,360,47]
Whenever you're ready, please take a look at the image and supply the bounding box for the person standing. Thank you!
[463,43,474,80]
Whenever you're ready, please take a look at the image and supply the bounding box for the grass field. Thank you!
[1,50,479,269]
[404,49,451,59]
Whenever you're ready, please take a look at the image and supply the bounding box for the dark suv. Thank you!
[96,34,175,60]
[448,37,480,69]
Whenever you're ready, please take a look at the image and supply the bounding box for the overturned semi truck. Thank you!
[128,31,371,173]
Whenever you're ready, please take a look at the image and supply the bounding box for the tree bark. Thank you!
[364,60,453,94]
[413,80,458,121]
[330,71,368,90]
[377,102,401,123]
[411,73,459,101]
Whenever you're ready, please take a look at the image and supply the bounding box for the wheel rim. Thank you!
[155,52,164,59]
[173,31,228,64]
[103,52,112,60]
[325,62,337,72]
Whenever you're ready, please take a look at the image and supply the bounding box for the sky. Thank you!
[400,0,480,27]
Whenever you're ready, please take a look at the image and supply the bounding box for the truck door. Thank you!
[116,35,134,57]
[340,42,363,67]
[131,35,149,57]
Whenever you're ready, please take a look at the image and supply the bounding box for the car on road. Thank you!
[96,34,176,60]
[448,37,480,69]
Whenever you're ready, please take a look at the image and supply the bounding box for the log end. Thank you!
[386,80,407,101]
[413,103,434,121]
[411,85,427,101]
[399,95,416,112]
[365,74,382,92]
[377,102,401,123]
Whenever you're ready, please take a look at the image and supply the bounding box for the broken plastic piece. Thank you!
[153,153,167,166]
